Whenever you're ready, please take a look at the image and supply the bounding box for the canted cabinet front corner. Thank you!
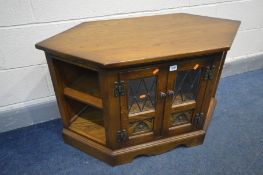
[36,13,240,166]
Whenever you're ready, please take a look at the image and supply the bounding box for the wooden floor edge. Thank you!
[63,128,205,166]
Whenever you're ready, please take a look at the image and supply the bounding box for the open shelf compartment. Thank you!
[64,74,103,109]
[66,98,106,145]
[53,59,103,109]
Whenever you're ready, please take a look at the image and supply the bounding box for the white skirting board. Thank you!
[222,53,263,78]
[0,54,263,133]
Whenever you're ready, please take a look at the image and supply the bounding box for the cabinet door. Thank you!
[162,58,212,136]
[119,66,167,146]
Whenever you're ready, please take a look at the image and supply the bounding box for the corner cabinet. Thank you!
[36,13,240,166]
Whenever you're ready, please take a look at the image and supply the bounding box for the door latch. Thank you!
[160,92,167,99]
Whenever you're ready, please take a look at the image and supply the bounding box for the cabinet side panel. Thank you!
[45,53,71,127]
[201,52,226,130]
[100,70,121,149]
[212,51,227,97]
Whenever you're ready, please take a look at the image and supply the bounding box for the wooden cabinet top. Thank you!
[36,13,240,68]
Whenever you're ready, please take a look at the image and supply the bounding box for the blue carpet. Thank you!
[1,69,263,175]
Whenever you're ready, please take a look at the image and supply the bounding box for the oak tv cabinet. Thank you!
[36,13,240,166]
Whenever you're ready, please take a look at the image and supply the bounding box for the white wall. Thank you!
[0,0,263,129]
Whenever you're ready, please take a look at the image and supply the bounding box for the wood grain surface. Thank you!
[36,13,240,68]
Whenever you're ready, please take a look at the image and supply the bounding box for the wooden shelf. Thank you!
[69,107,106,145]
[64,74,103,109]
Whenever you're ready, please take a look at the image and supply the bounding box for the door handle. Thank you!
[160,92,167,99]
[167,90,175,97]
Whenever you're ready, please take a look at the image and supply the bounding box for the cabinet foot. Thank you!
[185,136,205,147]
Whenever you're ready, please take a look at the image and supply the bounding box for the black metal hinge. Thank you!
[193,113,204,129]
[204,65,216,80]
[114,81,125,97]
[116,130,128,143]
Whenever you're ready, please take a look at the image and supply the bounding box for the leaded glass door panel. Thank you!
[119,66,167,146]
[163,58,212,136]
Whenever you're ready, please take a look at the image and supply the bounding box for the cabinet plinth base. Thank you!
[63,129,205,166]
